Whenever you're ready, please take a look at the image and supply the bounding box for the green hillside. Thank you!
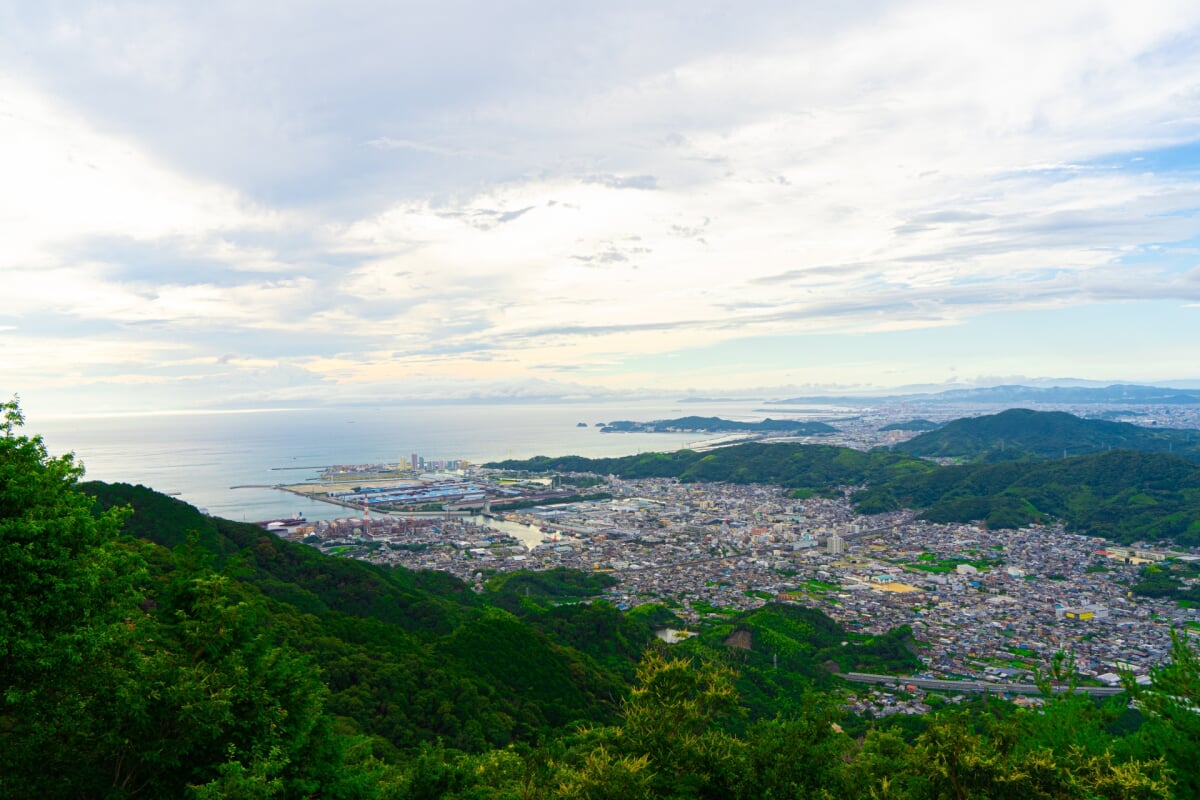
[83,482,630,752]
[879,419,941,432]
[853,450,1200,544]
[490,442,935,493]
[673,604,920,720]
[895,408,1200,462]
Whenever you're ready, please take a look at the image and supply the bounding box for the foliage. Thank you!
[625,602,686,630]
[0,400,365,798]
[895,408,1200,462]
[489,442,935,492]
[613,651,744,797]
[558,474,606,488]
[670,604,919,721]
[512,599,657,680]
[1128,564,1200,604]
[84,483,631,755]
[852,450,1200,544]
[879,419,941,432]
[484,567,617,602]
[1124,629,1200,799]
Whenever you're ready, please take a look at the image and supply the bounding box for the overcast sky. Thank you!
[4,1,1200,415]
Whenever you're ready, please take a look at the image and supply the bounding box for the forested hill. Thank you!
[894,408,1200,462]
[81,482,631,748]
[488,442,934,491]
[879,418,940,432]
[852,450,1200,545]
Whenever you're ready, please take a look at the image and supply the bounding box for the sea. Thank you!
[31,400,844,523]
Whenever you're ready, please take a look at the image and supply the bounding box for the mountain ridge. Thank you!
[892,408,1200,462]
[768,383,1200,406]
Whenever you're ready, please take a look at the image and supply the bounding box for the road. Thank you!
[841,672,1126,696]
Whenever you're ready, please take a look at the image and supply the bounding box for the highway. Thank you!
[841,672,1126,697]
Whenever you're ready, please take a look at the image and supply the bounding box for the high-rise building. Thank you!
[827,533,845,555]
[411,453,419,471]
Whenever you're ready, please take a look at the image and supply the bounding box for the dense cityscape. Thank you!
[263,404,1200,718]
[286,479,1190,681]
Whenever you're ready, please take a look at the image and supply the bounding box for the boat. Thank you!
[256,516,307,527]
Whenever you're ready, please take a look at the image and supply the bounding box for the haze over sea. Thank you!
[33,400,831,523]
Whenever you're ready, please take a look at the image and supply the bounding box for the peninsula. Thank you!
[599,415,837,435]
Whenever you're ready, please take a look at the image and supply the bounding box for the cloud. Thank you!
[582,174,659,190]
[435,205,539,230]
[366,137,466,157]
[6,1,1200,413]
[750,263,875,285]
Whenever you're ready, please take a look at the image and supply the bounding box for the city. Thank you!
[272,465,1197,703]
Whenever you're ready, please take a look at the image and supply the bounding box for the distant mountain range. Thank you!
[892,408,1200,462]
[769,383,1200,406]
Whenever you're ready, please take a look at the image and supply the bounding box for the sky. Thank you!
[3,1,1200,416]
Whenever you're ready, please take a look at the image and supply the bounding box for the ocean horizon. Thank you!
[31,400,843,523]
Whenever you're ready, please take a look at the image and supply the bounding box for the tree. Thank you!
[0,400,373,798]
[0,397,144,796]
[1125,628,1200,798]
[737,698,854,800]
[610,651,744,799]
